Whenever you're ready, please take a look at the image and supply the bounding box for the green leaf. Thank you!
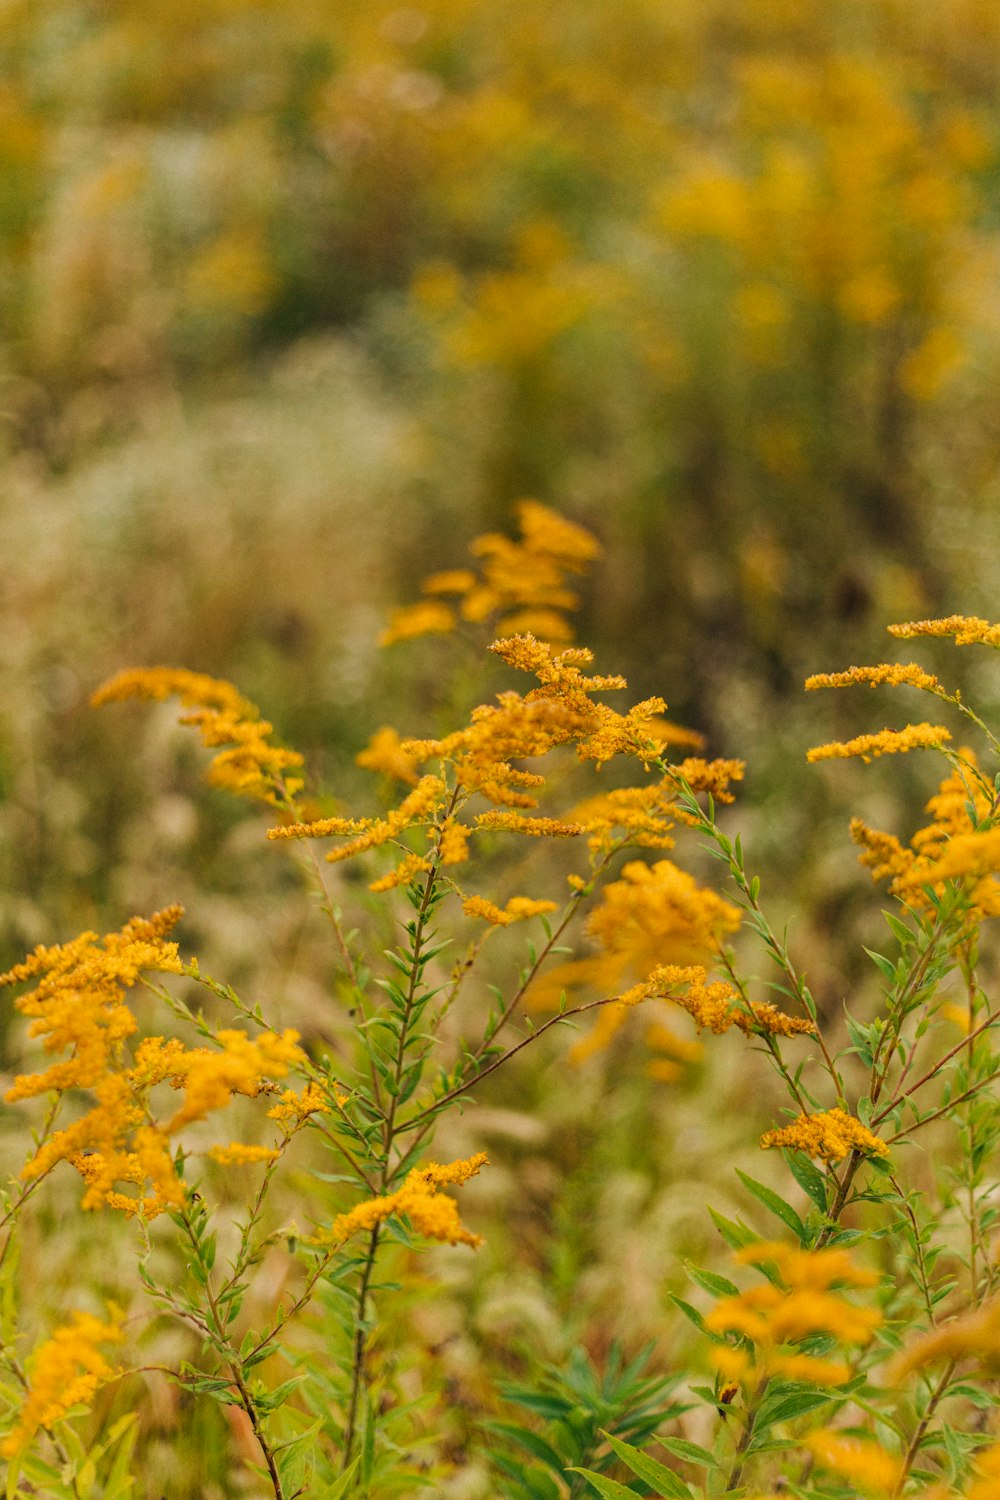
[784,1151,828,1214]
[485,1421,565,1472]
[707,1207,757,1251]
[735,1170,805,1241]
[313,1457,360,1499]
[600,1433,693,1498]
[569,1469,639,1499]
[757,1388,834,1425]
[668,1295,724,1343]
[685,1264,739,1300]
[863,947,897,983]
[656,1436,720,1470]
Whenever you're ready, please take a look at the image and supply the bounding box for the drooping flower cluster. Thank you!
[92,667,304,805]
[379,500,601,646]
[3,910,307,1217]
[312,1153,489,1251]
[707,1241,882,1390]
[0,1309,124,1458]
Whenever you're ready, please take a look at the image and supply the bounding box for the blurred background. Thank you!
[1,5,1000,1489]
[3,0,1000,960]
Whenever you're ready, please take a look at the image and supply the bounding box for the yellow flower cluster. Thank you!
[380,501,601,646]
[267,1082,332,1127]
[893,1292,1000,1380]
[708,1241,881,1390]
[462,895,558,926]
[587,861,741,975]
[807,723,952,763]
[3,910,306,1216]
[0,1309,124,1458]
[760,1107,889,1163]
[805,663,943,693]
[805,1430,902,1495]
[570,756,744,854]
[888,614,1000,648]
[92,667,304,805]
[3,906,184,1102]
[313,1153,488,1251]
[851,752,1000,918]
[356,726,420,786]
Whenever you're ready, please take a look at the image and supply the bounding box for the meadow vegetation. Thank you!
[2,0,1000,1495]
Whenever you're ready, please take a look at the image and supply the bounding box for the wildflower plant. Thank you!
[2,504,1000,1499]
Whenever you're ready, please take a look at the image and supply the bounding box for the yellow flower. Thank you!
[806,1431,902,1494]
[166,1027,305,1131]
[267,1082,332,1126]
[807,723,952,763]
[760,1107,888,1163]
[208,1143,281,1166]
[893,1295,1000,1379]
[852,754,1000,919]
[4,907,184,1105]
[379,600,457,647]
[356,726,420,785]
[888,614,1000,649]
[381,501,601,647]
[313,1153,488,1250]
[368,852,434,893]
[805,663,943,693]
[707,1242,880,1390]
[462,895,558,926]
[475,811,584,838]
[1,1309,123,1457]
[92,668,303,805]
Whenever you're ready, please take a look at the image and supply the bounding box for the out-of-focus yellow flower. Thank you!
[708,1241,881,1391]
[92,668,303,805]
[0,1309,124,1458]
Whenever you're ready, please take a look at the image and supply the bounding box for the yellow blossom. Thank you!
[313,1153,488,1250]
[967,1444,1000,1500]
[356,726,420,786]
[438,818,471,865]
[381,502,601,647]
[807,723,952,763]
[379,600,456,647]
[707,1241,881,1391]
[760,1107,889,1163]
[893,827,1000,889]
[368,852,434,893]
[806,1431,902,1494]
[475,811,584,838]
[421,569,477,595]
[4,907,184,1104]
[892,1295,1000,1379]
[166,1027,305,1131]
[208,1143,281,1166]
[462,895,558,926]
[851,754,1000,919]
[805,663,944,693]
[888,615,1000,648]
[267,1082,333,1126]
[0,1309,124,1457]
[92,668,303,804]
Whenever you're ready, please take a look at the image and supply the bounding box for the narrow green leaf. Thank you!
[735,1171,805,1241]
[568,1469,639,1499]
[656,1436,720,1469]
[601,1432,693,1498]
